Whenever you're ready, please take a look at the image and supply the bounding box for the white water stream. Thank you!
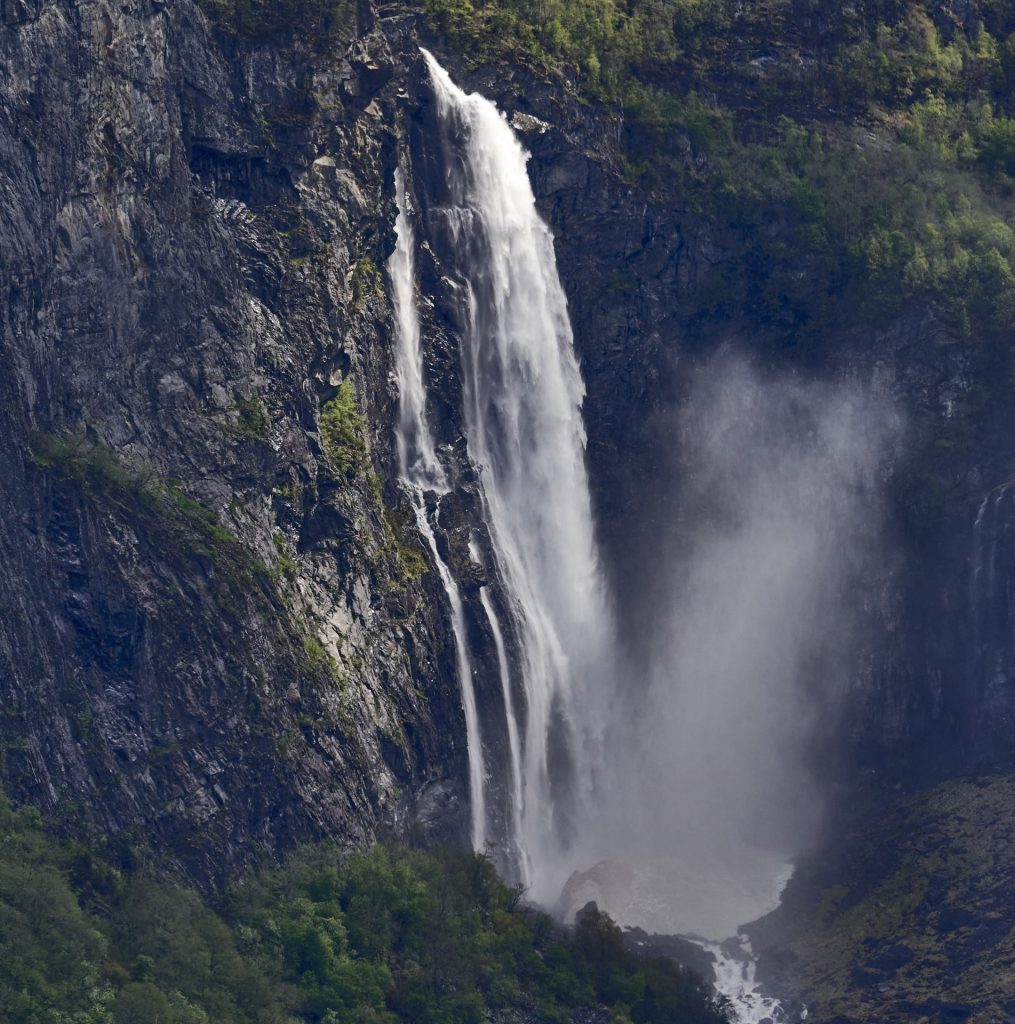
[705,936,789,1024]
[420,49,614,898]
[388,53,799,1021]
[390,166,486,849]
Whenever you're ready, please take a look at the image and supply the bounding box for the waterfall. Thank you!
[471,537,525,870]
[419,50,613,897]
[388,52,612,893]
[389,58,895,1024]
[389,166,487,850]
[391,167,442,491]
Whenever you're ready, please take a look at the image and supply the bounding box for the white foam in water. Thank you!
[706,934,787,1024]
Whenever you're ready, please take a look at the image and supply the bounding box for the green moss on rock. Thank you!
[320,379,368,480]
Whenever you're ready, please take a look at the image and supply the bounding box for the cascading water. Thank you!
[389,54,860,1023]
[389,49,615,893]
[418,49,614,898]
[705,938,791,1024]
[389,166,487,850]
[470,537,525,866]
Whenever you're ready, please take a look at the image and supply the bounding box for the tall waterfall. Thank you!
[389,52,614,895]
[387,57,896,1024]
[423,50,613,894]
[389,166,487,850]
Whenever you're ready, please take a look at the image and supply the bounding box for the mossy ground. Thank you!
[753,775,1015,1022]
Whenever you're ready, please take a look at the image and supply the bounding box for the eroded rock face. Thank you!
[0,0,472,881]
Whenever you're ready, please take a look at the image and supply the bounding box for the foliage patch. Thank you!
[0,787,732,1024]
[320,379,368,480]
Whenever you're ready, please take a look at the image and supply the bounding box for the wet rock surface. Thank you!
[622,926,717,981]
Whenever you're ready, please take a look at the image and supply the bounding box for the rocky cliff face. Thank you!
[0,0,476,881]
[2,0,1014,885]
[749,773,1015,1022]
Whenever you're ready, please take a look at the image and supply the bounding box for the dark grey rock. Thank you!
[868,943,914,974]
[0,0,472,883]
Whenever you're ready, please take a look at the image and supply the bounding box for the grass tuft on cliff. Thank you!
[320,378,369,481]
[30,432,254,569]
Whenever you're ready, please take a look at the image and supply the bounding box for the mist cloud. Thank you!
[565,351,899,936]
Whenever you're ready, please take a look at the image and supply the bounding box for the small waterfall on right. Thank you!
[971,485,1012,662]
[970,482,1015,721]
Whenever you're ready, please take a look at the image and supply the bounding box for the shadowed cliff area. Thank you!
[750,774,1015,1023]
[435,0,1015,791]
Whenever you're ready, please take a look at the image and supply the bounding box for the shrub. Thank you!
[320,378,368,479]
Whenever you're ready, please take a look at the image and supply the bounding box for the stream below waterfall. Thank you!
[704,935,790,1024]
[557,854,797,1023]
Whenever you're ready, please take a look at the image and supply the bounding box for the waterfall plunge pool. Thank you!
[555,850,797,1023]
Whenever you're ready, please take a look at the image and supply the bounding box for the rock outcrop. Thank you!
[748,774,1015,1022]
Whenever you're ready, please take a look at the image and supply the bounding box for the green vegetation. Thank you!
[320,379,368,480]
[271,532,300,584]
[0,797,110,1024]
[424,0,1015,335]
[231,396,270,440]
[31,433,253,567]
[302,634,342,682]
[0,786,731,1024]
[350,257,383,310]
[393,537,427,581]
[371,478,429,584]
